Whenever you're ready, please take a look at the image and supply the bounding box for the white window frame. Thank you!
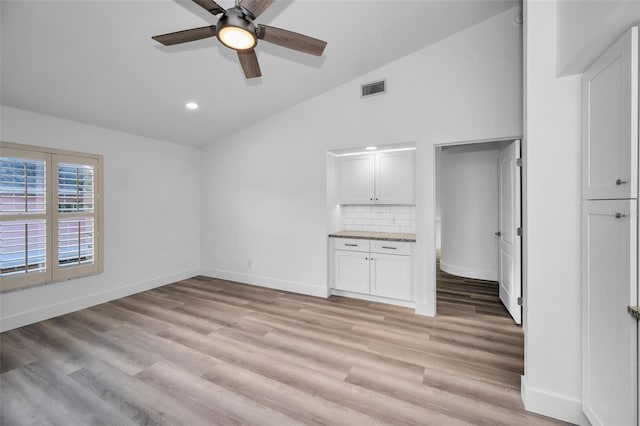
[0,142,104,292]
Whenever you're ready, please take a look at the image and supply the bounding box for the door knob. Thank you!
[615,212,627,219]
[494,231,501,237]
[616,179,627,185]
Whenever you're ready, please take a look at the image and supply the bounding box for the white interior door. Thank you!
[497,140,521,324]
[582,200,638,426]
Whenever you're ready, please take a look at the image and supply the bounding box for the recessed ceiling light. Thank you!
[365,146,377,150]
[185,102,198,110]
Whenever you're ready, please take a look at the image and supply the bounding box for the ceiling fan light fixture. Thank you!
[152,0,327,79]
[218,26,256,50]
[216,7,257,51]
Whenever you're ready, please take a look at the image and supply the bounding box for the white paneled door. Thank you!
[497,140,521,324]
[582,27,638,200]
[582,200,638,426]
[581,25,639,426]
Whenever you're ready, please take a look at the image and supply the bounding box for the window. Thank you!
[0,143,103,292]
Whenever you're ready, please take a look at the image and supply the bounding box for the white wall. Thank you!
[199,7,522,306]
[0,106,201,331]
[522,1,587,424]
[556,0,639,76]
[439,145,499,281]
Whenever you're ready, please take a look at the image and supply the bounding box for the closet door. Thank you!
[582,26,638,200]
[582,200,638,426]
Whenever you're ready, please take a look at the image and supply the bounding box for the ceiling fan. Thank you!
[152,0,327,79]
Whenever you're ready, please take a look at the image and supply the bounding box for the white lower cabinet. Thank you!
[370,253,412,301]
[333,249,370,294]
[331,238,413,302]
[581,200,638,425]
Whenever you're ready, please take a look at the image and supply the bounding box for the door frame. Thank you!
[432,137,525,323]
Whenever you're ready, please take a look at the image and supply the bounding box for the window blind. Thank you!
[0,156,47,278]
[0,144,103,292]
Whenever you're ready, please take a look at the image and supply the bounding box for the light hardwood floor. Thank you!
[1,275,564,425]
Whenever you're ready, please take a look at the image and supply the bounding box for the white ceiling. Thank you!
[1,0,517,148]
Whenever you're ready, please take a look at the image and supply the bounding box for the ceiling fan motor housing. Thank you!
[216,6,258,51]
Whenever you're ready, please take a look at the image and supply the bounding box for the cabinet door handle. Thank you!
[370,198,373,201]
[616,179,627,185]
[494,231,501,237]
[365,257,368,260]
[344,243,358,247]
[614,212,627,219]
[382,246,397,250]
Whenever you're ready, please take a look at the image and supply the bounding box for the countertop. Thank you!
[329,230,416,242]
[629,306,640,320]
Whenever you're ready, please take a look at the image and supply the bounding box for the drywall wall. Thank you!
[438,145,499,281]
[199,6,522,307]
[522,1,587,424]
[556,0,639,76]
[0,106,201,331]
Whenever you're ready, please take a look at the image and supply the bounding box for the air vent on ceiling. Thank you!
[361,79,386,97]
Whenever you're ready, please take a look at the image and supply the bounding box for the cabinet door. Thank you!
[340,155,374,204]
[375,151,415,204]
[332,250,370,294]
[370,253,412,301]
[582,199,637,426]
[582,26,638,200]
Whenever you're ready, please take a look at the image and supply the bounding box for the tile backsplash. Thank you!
[342,205,416,234]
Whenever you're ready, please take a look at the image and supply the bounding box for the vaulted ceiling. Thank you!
[1,0,517,147]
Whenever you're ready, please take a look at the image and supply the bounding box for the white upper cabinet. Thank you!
[340,150,415,205]
[375,151,416,204]
[582,26,638,200]
[339,155,375,204]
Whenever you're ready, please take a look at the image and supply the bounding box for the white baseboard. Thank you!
[439,261,498,281]
[200,268,330,298]
[329,289,415,308]
[521,375,589,425]
[0,269,199,332]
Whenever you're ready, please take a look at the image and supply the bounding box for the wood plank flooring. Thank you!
[1,275,564,425]
[437,261,513,318]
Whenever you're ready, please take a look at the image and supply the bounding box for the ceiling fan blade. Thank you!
[192,0,225,15]
[258,25,326,56]
[152,25,217,46]
[237,49,262,79]
[239,0,274,18]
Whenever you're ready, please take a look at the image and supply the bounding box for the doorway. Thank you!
[435,139,522,324]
